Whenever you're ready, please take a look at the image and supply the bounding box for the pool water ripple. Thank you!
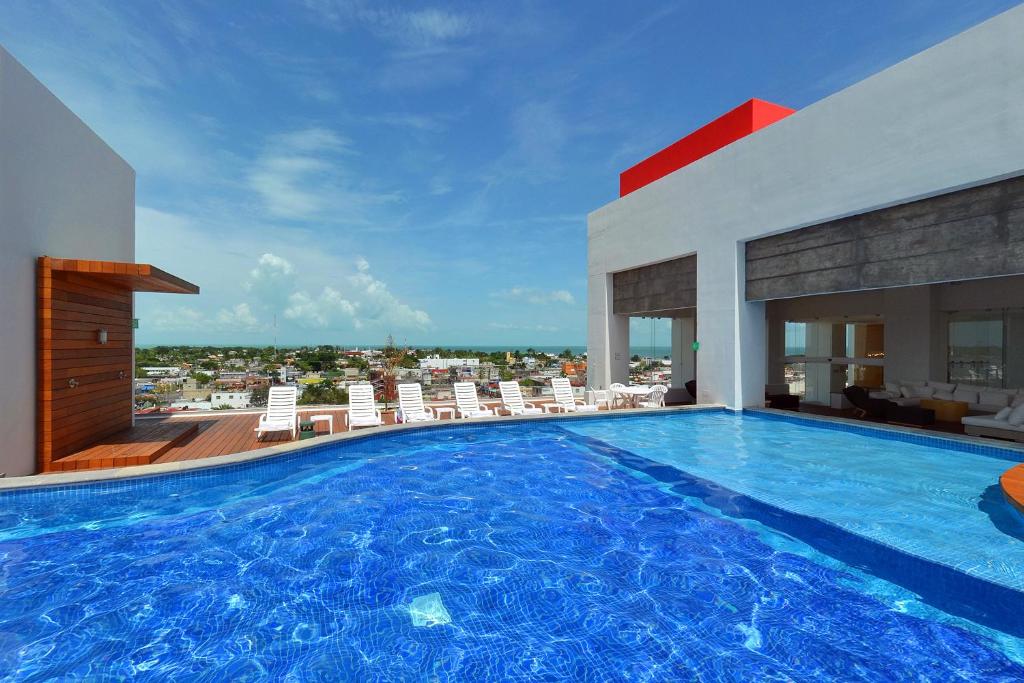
[0,419,1021,680]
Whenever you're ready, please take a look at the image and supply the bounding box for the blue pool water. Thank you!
[565,410,1024,591]
[0,413,1022,680]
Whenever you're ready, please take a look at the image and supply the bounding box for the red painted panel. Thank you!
[619,98,796,197]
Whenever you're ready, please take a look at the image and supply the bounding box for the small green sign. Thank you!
[691,341,700,352]
[132,318,139,329]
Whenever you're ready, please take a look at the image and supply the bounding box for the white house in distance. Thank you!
[587,6,1024,410]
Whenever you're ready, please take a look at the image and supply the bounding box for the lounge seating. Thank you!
[454,382,494,418]
[397,383,436,423]
[963,404,1024,442]
[843,386,935,426]
[639,385,668,408]
[254,385,298,440]
[499,381,543,416]
[871,379,1024,416]
[664,388,692,406]
[545,377,599,413]
[765,383,800,411]
[345,384,383,431]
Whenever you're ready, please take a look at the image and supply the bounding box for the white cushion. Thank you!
[979,391,1010,408]
[884,381,901,394]
[928,381,956,392]
[995,407,1013,421]
[912,385,934,399]
[1013,394,1024,408]
[900,385,916,398]
[953,388,978,404]
[933,390,955,401]
[1009,403,1024,426]
[957,384,987,393]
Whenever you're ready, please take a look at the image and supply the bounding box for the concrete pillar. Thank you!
[671,316,695,389]
[884,286,936,383]
[695,242,766,408]
[765,315,786,385]
[587,271,630,389]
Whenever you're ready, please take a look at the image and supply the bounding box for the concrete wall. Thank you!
[745,177,1024,301]
[0,46,135,476]
[613,255,696,315]
[587,6,1024,407]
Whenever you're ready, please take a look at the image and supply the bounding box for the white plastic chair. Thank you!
[499,381,543,416]
[254,386,298,440]
[609,382,628,410]
[545,377,599,413]
[397,383,436,423]
[590,389,611,410]
[639,385,668,408]
[454,382,494,418]
[345,384,383,431]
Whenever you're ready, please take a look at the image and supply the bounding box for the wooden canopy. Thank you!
[43,257,199,294]
[37,256,198,473]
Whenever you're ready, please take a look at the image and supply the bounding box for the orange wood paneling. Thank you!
[38,257,135,471]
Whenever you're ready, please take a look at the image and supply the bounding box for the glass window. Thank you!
[784,322,806,356]
[783,362,806,398]
[948,315,1004,387]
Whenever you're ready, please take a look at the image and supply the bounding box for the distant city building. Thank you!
[211,391,252,409]
[419,356,480,371]
[141,366,183,377]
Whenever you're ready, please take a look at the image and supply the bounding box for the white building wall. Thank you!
[587,6,1024,408]
[0,46,135,476]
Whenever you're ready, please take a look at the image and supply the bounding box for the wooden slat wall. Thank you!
[38,257,134,471]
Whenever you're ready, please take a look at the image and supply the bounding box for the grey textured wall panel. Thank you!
[613,255,696,315]
[746,176,1024,300]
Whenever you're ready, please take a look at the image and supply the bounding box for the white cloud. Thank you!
[285,288,358,328]
[493,286,576,306]
[216,303,261,331]
[248,127,400,220]
[145,306,209,331]
[347,258,433,329]
[243,253,432,332]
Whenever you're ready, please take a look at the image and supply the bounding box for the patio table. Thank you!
[613,385,653,408]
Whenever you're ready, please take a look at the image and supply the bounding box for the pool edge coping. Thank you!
[0,404,725,492]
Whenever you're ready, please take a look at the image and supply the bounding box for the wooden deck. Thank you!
[47,400,541,471]
[48,421,200,472]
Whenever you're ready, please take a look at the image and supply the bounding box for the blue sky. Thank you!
[1,1,1019,347]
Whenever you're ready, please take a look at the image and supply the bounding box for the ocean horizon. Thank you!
[137,343,675,358]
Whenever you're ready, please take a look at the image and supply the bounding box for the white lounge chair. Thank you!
[454,382,494,418]
[639,385,668,408]
[345,384,383,431]
[545,377,599,413]
[254,385,298,440]
[397,383,436,423]
[499,381,543,416]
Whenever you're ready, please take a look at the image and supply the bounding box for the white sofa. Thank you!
[869,380,1024,416]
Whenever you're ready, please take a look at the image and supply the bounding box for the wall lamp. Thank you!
[98,328,108,344]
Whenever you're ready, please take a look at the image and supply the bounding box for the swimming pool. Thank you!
[1,411,1023,680]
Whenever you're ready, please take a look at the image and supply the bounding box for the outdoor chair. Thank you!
[254,385,298,440]
[545,377,599,413]
[454,382,494,418]
[397,383,436,423]
[345,384,383,431]
[639,385,668,408]
[499,381,543,416]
